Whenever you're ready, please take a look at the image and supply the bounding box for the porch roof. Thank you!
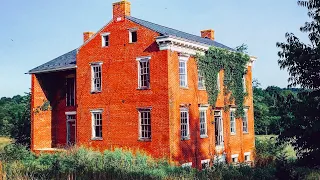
[28,49,77,74]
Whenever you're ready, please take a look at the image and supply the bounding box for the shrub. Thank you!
[0,144,35,162]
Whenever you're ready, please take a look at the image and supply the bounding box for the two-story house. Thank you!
[28,0,256,169]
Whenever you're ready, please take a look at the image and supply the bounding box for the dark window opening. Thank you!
[131,31,137,43]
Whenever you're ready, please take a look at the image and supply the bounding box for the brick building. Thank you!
[28,0,257,169]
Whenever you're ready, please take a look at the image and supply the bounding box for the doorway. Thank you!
[66,114,76,146]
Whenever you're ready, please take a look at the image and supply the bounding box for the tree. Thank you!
[276,0,320,166]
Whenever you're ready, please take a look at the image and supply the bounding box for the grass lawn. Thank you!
[0,137,12,151]
[256,135,297,159]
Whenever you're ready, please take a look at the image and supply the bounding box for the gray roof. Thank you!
[127,16,234,51]
[29,16,234,74]
[28,49,77,74]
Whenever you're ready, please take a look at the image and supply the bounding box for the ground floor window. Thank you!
[181,162,192,168]
[231,154,239,163]
[91,110,103,139]
[214,110,223,146]
[180,108,190,140]
[138,108,151,140]
[244,152,251,162]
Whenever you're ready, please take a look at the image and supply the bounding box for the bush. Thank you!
[0,143,35,162]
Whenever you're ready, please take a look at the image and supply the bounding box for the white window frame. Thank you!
[199,106,208,138]
[180,107,190,140]
[244,152,251,162]
[198,69,205,90]
[214,110,224,146]
[136,56,151,89]
[66,75,75,107]
[217,72,221,91]
[129,28,138,43]
[181,162,192,168]
[101,32,110,47]
[138,108,152,140]
[243,109,248,133]
[179,55,189,88]
[231,154,239,163]
[230,109,236,134]
[90,109,103,140]
[90,62,103,93]
[201,159,210,170]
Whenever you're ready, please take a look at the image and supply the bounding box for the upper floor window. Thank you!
[217,72,221,91]
[198,70,205,90]
[91,109,103,139]
[230,109,236,134]
[66,76,75,106]
[91,63,102,93]
[101,33,110,47]
[179,55,189,88]
[199,107,208,138]
[136,56,151,89]
[243,109,248,133]
[180,107,190,140]
[138,108,151,140]
[129,29,137,43]
[244,152,251,162]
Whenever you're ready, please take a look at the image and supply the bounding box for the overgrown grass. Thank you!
[0,137,12,150]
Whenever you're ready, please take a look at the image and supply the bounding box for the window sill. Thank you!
[180,87,189,89]
[181,137,190,141]
[91,137,103,141]
[129,42,137,44]
[230,133,236,136]
[243,132,249,134]
[91,91,102,94]
[198,88,206,91]
[137,87,150,90]
[138,138,151,142]
[102,46,109,48]
[200,135,208,139]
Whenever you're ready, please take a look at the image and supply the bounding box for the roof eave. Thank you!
[28,66,76,74]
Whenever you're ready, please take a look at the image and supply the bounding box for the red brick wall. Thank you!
[76,18,170,158]
[167,52,255,168]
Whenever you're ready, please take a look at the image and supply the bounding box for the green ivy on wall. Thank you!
[197,46,250,117]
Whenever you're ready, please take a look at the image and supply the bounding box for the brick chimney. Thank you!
[201,29,215,40]
[83,32,95,43]
[113,0,131,22]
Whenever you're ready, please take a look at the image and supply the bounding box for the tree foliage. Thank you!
[276,0,320,167]
[0,93,31,146]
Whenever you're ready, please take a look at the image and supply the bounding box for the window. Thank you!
[243,109,248,133]
[243,74,246,92]
[230,110,236,134]
[101,33,110,47]
[231,154,239,163]
[91,63,102,92]
[66,77,75,106]
[91,110,103,139]
[201,159,210,170]
[244,152,251,162]
[217,72,221,91]
[129,30,137,43]
[138,109,151,140]
[137,56,151,89]
[181,162,192,168]
[179,56,189,87]
[214,110,224,146]
[199,108,207,137]
[198,70,205,89]
[180,108,190,140]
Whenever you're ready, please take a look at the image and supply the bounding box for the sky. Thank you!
[0,0,309,97]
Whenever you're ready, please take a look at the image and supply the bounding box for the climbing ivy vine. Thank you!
[197,46,250,117]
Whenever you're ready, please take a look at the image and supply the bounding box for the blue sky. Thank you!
[0,0,309,97]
